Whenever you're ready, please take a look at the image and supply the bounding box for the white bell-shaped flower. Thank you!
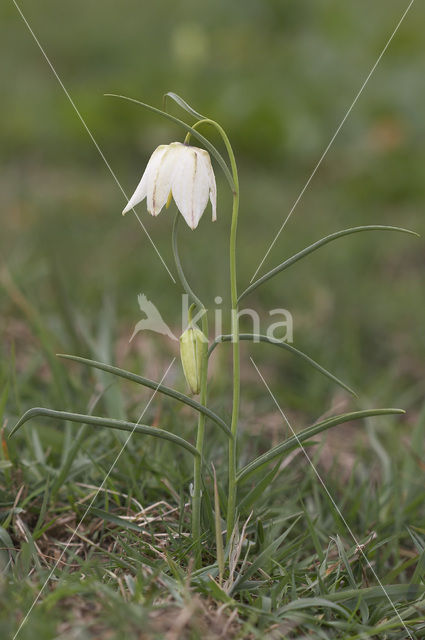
[123,142,217,230]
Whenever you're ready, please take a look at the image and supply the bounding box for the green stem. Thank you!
[192,311,208,568]
[186,119,240,539]
[180,118,240,555]
[172,207,208,568]
[227,184,240,539]
[172,211,205,312]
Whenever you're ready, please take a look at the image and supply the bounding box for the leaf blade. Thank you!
[237,408,405,483]
[209,334,356,396]
[9,407,200,457]
[163,91,205,120]
[57,354,231,439]
[239,225,419,302]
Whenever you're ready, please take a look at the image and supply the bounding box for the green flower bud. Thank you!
[179,326,207,395]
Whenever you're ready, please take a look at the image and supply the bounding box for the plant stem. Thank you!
[192,311,208,568]
[226,183,240,539]
[188,119,240,540]
[172,209,208,567]
[172,212,205,312]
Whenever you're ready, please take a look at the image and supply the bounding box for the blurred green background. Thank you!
[1,0,424,422]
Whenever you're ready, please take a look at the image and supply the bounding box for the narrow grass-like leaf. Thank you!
[324,583,425,605]
[9,407,199,457]
[52,387,107,497]
[410,548,425,585]
[15,521,42,572]
[239,225,419,302]
[212,465,225,584]
[238,460,281,514]
[205,576,235,605]
[33,477,51,537]
[302,505,325,563]
[230,516,300,594]
[163,91,205,120]
[237,409,405,483]
[201,472,216,535]
[105,93,235,191]
[57,354,231,438]
[279,597,350,618]
[209,334,356,396]
[32,517,62,541]
[348,617,425,639]
[0,526,15,562]
[335,535,357,589]
[192,562,219,581]
[52,424,88,497]
[407,526,425,553]
[90,507,144,533]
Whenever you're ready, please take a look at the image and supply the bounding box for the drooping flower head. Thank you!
[123,142,216,230]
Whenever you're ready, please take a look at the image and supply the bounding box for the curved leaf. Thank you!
[57,354,231,439]
[105,93,235,191]
[9,407,200,457]
[239,225,419,302]
[163,91,205,120]
[237,408,405,483]
[209,334,356,396]
[278,597,350,618]
[323,583,425,605]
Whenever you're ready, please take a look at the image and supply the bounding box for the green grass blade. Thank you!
[410,545,425,585]
[105,93,235,191]
[204,576,235,605]
[302,505,325,563]
[335,535,358,590]
[0,526,16,562]
[51,383,110,497]
[278,597,350,618]
[238,460,281,514]
[209,334,356,396]
[239,225,419,302]
[324,583,425,605]
[212,465,225,585]
[57,354,231,439]
[90,507,144,533]
[237,409,405,483]
[9,407,200,457]
[163,91,205,120]
[230,516,300,594]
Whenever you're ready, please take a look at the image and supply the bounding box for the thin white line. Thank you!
[11,0,176,285]
[250,356,414,640]
[12,358,176,640]
[250,0,416,283]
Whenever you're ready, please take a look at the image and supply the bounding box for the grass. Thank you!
[1,290,425,637]
[2,0,425,637]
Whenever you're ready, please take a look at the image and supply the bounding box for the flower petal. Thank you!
[122,173,147,215]
[172,147,210,229]
[198,149,217,222]
[122,145,167,215]
[147,143,182,217]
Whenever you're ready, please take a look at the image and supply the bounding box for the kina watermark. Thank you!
[130,293,293,344]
